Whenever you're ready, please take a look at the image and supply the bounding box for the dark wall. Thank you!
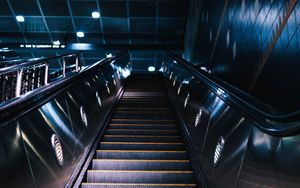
[184,0,300,112]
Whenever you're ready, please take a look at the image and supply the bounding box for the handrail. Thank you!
[0,52,81,74]
[0,52,82,103]
[165,51,300,136]
[0,50,128,124]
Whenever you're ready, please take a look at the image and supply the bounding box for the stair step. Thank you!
[81,183,197,188]
[91,159,191,170]
[105,129,179,136]
[110,121,175,125]
[111,119,175,123]
[108,124,176,130]
[112,115,173,119]
[86,170,195,183]
[116,107,170,111]
[114,111,171,114]
[99,142,184,150]
[96,150,188,159]
[102,135,182,142]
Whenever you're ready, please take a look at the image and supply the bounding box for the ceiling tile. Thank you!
[131,34,155,44]
[100,2,127,17]
[130,18,155,33]
[70,1,97,17]
[159,1,186,17]
[20,17,48,32]
[46,17,74,32]
[0,1,11,15]
[104,33,129,44]
[77,33,103,44]
[25,33,51,43]
[40,0,70,16]
[158,18,184,33]
[102,18,128,33]
[129,2,156,17]
[0,17,19,32]
[74,18,101,33]
[10,0,41,16]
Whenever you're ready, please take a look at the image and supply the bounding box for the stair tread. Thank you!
[82,183,197,186]
[103,135,181,138]
[87,170,193,173]
[81,75,196,187]
[92,159,190,162]
[100,142,183,145]
[106,129,178,132]
[97,150,186,152]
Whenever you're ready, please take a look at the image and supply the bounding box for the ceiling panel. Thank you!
[10,0,41,16]
[70,0,97,16]
[104,33,129,44]
[158,18,184,33]
[20,17,48,32]
[0,17,19,32]
[102,18,128,33]
[40,0,70,16]
[100,1,127,17]
[159,1,186,17]
[46,17,74,32]
[129,1,156,17]
[25,33,51,43]
[77,34,103,44]
[131,33,156,44]
[74,18,101,33]
[130,18,156,33]
[0,1,11,16]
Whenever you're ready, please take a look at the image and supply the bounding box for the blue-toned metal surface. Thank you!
[184,0,300,113]
[0,122,34,188]
[0,52,131,187]
[162,53,300,188]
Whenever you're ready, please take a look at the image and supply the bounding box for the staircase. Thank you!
[81,75,197,188]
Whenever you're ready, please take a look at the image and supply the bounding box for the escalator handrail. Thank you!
[0,51,81,74]
[166,51,300,136]
[0,50,128,125]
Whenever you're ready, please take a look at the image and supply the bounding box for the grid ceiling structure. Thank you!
[0,0,187,68]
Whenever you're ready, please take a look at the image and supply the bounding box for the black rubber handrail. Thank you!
[0,50,128,125]
[166,51,300,136]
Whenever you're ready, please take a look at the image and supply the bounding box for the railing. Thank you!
[0,50,128,123]
[0,52,81,103]
[165,51,300,136]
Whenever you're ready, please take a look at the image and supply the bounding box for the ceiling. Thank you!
[0,0,188,68]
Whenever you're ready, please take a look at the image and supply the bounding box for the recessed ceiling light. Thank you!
[76,31,84,38]
[91,11,100,19]
[148,66,155,72]
[16,15,25,22]
[53,40,60,45]
[106,53,113,58]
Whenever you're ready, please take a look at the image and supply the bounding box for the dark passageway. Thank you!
[1,0,300,188]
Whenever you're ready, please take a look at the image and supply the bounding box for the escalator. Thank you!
[80,75,197,188]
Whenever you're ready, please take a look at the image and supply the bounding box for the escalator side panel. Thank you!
[163,71,251,188]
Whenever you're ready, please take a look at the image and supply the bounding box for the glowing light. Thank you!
[106,53,113,58]
[121,68,131,78]
[53,40,60,45]
[76,31,84,38]
[182,80,189,84]
[16,15,25,22]
[91,11,100,18]
[148,66,155,72]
